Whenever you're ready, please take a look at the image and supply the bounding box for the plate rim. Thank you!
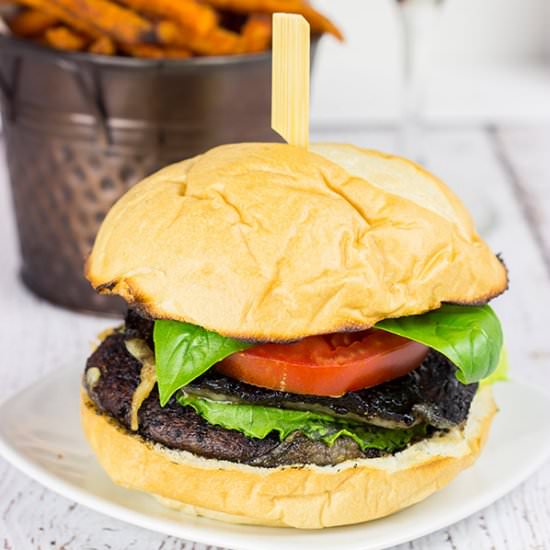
[1,368,549,550]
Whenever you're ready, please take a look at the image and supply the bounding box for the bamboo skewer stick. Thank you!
[271,13,310,148]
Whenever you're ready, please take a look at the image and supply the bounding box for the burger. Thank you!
[82,142,508,529]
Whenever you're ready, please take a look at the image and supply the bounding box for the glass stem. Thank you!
[396,0,443,161]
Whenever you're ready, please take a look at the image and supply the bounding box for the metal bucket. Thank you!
[0,36,319,315]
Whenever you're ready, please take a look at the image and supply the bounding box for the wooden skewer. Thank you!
[271,13,310,148]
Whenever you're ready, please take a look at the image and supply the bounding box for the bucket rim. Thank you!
[0,33,321,71]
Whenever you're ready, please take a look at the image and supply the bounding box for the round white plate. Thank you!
[0,368,549,550]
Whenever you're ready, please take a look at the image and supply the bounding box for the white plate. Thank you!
[0,369,549,550]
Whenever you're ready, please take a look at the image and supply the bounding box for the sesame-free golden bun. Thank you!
[80,386,496,529]
[86,143,507,340]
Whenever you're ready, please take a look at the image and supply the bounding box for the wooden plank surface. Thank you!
[493,126,550,274]
[1,126,549,550]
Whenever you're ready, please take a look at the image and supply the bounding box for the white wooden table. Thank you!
[1,126,549,550]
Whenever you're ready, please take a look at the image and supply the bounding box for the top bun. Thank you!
[86,143,507,340]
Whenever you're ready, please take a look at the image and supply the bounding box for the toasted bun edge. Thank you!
[81,385,496,528]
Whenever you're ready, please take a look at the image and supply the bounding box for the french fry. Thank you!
[43,25,87,50]
[240,13,271,53]
[297,3,342,41]
[158,20,241,56]
[8,9,58,37]
[10,0,342,58]
[15,0,103,37]
[117,0,217,37]
[203,0,342,40]
[46,0,156,45]
[122,43,192,59]
[187,26,241,55]
[88,35,115,55]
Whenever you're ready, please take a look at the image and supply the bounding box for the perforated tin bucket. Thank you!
[0,36,319,315]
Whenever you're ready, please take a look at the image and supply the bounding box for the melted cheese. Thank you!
[125,338,157,431]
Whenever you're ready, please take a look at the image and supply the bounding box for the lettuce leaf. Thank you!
[481,346,509,387]
[177,393,426,452]
[376,304,503,384]
[154,320,252,406]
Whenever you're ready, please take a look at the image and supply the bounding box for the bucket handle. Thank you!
[0,54,22,123]
[57,58,112,147]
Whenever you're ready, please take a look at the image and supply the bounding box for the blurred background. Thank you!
[312,0,550,125]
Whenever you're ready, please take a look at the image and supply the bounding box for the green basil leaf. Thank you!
[376,304,503,384]
[177,393,426,453]
[154,320,252,406]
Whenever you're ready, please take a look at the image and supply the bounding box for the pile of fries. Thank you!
[2,0,341,59]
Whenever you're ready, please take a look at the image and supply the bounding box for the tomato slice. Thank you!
[217,330,429,397]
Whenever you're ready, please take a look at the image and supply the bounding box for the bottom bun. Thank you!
[81,386,496,529]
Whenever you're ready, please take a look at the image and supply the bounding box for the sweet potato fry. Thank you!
[46,0,156,45]
[15,0,102,37]
[240,13,271,53]
[117,0,217,37]
[203,0,342,40]
[43,25,87,50]
[88,35,115,55]
[122,43,192,59]
[187,26,241,55]
[158,20,241,56]
[298,3,342,41]
[11,0,341,58]
[8,9,58,37]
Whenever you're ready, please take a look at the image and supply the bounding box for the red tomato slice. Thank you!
[217,330,429,397]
